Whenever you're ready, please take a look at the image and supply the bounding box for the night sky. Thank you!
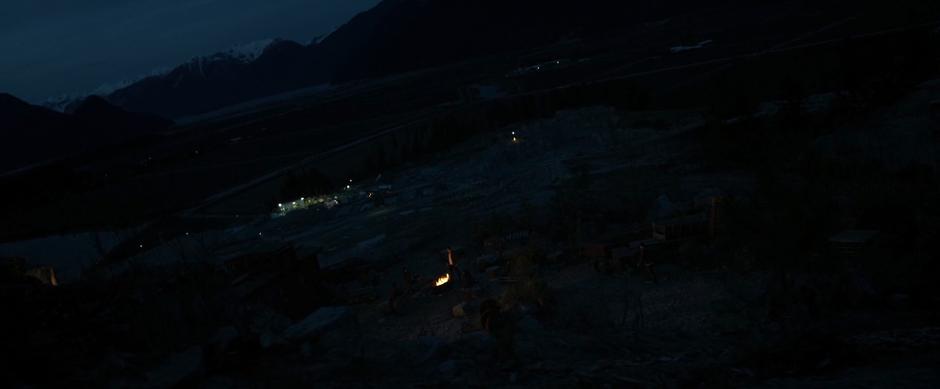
[0,0,378,103]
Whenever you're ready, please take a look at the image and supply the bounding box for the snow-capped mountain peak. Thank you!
[43,94,79,113]
[225,38,277,62]
[176,39,280,78]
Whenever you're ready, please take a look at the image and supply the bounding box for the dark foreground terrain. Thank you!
[2,1,940,387]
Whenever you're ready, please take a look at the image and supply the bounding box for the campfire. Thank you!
[434,273,451,287]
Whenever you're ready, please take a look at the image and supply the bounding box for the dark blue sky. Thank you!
[0,0,378,103]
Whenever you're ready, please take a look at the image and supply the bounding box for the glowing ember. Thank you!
[435,273,451,287]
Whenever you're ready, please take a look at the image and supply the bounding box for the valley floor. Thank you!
[4,100,939,387]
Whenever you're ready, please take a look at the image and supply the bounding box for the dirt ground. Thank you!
[7,100,938,388]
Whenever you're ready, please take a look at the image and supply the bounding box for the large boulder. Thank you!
[204,326,261,373]
[145,346,203,389]
[248,308,292,348]
[651,194,677,220]
[283,306,356,343]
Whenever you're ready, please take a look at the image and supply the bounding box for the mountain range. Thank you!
[2,0,892,174]
[0,94,172,174]
[101,0,750,119]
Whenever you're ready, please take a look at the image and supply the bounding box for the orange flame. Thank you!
[435,273,450,287]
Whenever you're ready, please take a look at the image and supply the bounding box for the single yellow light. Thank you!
[435,273,450,287]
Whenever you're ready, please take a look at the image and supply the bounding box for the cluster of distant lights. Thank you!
[275,179,355,215]
[129,179,371,249]
[277,197,306,209]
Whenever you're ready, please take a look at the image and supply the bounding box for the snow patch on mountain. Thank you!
[308,35,326,46]
[227,38,277,62]
[42,66,172,111]
[96,66,174,95]
[43,94,79,112]
[41,38,284,111]
[310,22,348,47]
[176,38,279,78]
[91,79,138,96]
